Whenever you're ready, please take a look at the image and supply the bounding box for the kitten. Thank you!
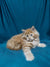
[7,26,46,61]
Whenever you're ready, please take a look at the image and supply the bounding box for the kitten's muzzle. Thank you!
[28,38,39,42]
[27,39,34,42]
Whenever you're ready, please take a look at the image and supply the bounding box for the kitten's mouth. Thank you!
[27,39,33,42]
[27,38,39,42]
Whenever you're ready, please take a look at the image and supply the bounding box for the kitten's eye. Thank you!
[30,34,33,36]
[26,35,28,37]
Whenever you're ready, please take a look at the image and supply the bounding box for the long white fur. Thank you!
[38,43,46,47]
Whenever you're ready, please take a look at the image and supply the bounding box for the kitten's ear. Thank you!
[22,33,26,39]
[22,29,26,32]
[31,26,35,31]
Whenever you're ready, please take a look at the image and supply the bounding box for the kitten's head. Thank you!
[22,26,39,42]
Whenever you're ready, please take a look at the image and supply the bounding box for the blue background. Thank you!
[0,0,50,67]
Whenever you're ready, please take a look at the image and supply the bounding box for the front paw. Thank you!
[26,53,34,61]
[38,43,46,48]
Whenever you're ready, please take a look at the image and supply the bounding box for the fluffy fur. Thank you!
[7,26,46,61]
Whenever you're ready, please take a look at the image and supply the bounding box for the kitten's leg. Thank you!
[38,43,46,47]
[23,47,34,61]
[7,39,15,50]
[7,39,21,50]
[14,44,21,50]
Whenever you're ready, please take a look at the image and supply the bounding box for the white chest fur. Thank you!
[33,41,39,46]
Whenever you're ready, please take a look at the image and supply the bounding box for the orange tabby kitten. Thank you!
[7,26,46,61]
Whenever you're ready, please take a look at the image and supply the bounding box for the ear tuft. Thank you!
[31,26,35,31]
[22,29,25,32]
